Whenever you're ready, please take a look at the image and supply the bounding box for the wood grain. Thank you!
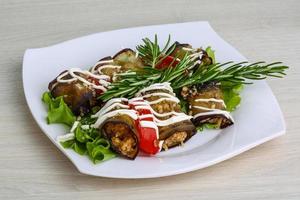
[0,0,299,199]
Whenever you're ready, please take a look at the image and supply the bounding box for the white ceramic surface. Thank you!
[22,21,285,178]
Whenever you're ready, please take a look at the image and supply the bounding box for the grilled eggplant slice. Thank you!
[101,114,139,160]
[169,42,193,60]
[170,42,213,66]
[113,48,144,71]
[136,83,196,150]
[158,120,196,149]
[48,71,99,115]
[91,56,120,79]
[186,83,234,129]
[91,49,144,82]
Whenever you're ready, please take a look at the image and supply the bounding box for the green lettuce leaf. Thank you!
[196,123,219,132]
[205,46,216,64]
[87,138,116,164]
[60,118,116,163]
[221,82,243,112]
[42,92,76,126]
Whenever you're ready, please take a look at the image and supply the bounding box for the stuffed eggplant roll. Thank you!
[169,42,213,66]
[90,48,144,81]
[92,98,139,159]
[48,68,110,115]
[136,83,196,150]
[183,83,234,129]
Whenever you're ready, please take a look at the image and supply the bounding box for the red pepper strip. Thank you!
[129,100,160,155]
[156,56,180,69]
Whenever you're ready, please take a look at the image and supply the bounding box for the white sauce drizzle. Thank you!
[154,114,192,127]
[141,92,176,100]
[90,59,114,73]
[135,105,182,118]
[193,110,234,122]
[93,109,138,128]
[94,102,129,117]
[139,114,154,120]
[92,98,128,117]
[135,82,174,96]
[182,47,194,51]
[193,106,221,112]
[55,68,110,92]
[148,97,179,105]
[96,65,121,74]
[195,98,226,107]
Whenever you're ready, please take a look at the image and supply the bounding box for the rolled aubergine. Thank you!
[169,42,213,66]
[48,69,106,115]
[90,48,144,81]
[136,82,196,150]
[184,83,234,129]
[99,114,139,160]
[158,120,196,150]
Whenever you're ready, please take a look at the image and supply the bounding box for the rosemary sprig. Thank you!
[100,60,288,101]
[172,61,288,89]
[99,36,288,101]
[136,34,176,68]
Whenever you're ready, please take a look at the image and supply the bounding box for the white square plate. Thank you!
[23,21,285,178]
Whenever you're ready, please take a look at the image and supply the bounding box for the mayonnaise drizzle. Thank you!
[55,68,110,92]
[148,97,179,105]
[195,98,226,107]
[94,102,129,117]
[135,105,182,118]
[193,106,222,112]
[96,65,122,74]
[154,114,192,127]
[92,98,128,118]
[193,110,234,122]
[141,92,176,100]
[93,109,138,128]
[135,82,174,96]
[90,59,114,73]
[92,82,193,131]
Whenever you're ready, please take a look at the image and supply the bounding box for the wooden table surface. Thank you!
[1,0,299,199]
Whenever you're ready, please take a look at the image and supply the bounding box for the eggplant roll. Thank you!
[136,83,196,150]
[184,83,234,129]
[92,99,139,159]
[90,48,144,81]
[48,70,101,115]
[169,42,213,66]
[100,114,139,160]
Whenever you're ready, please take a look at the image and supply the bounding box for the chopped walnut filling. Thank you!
[162,131,187,150]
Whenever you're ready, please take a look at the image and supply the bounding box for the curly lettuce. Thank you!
[42,92,116,163]
[221,82,243,112]
[42,92,75,126]
[60,118,116,163]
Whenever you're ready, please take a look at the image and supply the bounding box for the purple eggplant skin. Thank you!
[100,115,139,160]
[185,83,234,129]
[159,120,196,149]
[169,42,213,66]
[169,42,193,60]
[48,71,99,116]
[192,115,234,129]
[113,48,144,70]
